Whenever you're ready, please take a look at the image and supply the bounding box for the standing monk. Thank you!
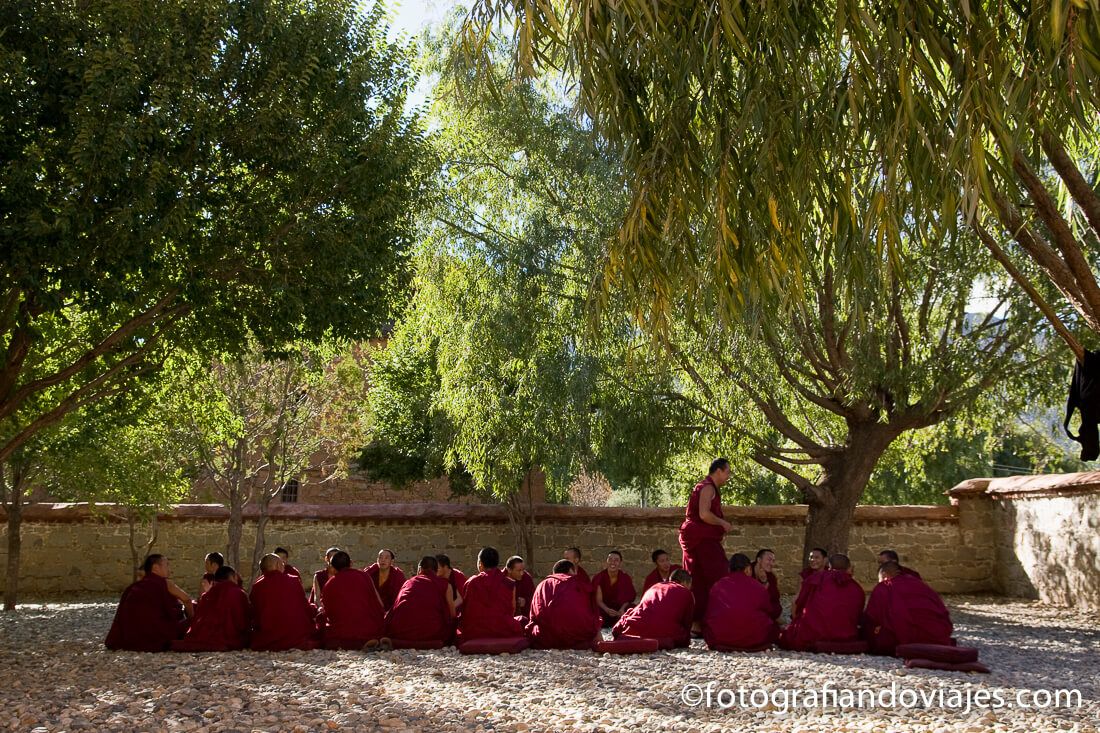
[456,547,525,644]
[612,569,694,648]
[320,551,389,650]
[436,554,468,612]
[310,547,341,608]
[172,566,251,652]
[592,551,637,627]
[751,548,782,620]
[504,556,536,617]
[679,458,733,628]
[385,556,454,644]
[366,549,406,612]
[642,549,682,593]
[105,554,192,652]
[525,560,602,650]
[250,553,318,651]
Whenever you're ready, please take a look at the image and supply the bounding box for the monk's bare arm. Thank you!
[595,587,616,617]
[445,585,457,618]
[166,580,194,618]
[697,485,733,531]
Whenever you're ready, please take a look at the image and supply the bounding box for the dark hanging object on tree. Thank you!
[1064,349,1100,461]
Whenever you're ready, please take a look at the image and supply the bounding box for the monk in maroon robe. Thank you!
[704,554,780,651]
[612,569,694,648]
[436,554,468,613]
[679,459,732,626]
[877,549,922,580]
[320,551,388,650]
[863,561,953,655]
[365,549,406,612]
[310,546,341,608]
[526,560,602,650]
[642,549,683,593]
[751,548,782,620]
[105,554,192,652]
[200,552,223,595]
[563,547,591,586]
[504,556,537,616]
[385,556,454,643]
[799,547,828,579]
[250,554,318,651]
[456,547,525,644]
[173,566,251,652]
[779,555,865,652]
[274,547,301,580]
[593,551,637,627]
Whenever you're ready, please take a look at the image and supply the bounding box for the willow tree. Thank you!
[462,2,1100,358]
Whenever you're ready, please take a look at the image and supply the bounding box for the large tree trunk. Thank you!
[227,486,244,572]
[4,491,22,611]
[505,479,536,569]
[802,422,898,562]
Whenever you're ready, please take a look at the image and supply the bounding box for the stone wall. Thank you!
[0,502,978,600]
[949,471,1100,610]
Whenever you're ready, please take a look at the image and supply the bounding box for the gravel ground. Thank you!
[0,595,1096,732]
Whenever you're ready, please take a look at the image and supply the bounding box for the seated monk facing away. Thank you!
[105,554,192,652]
[274,547,301,579]
[877,549,922,580]
[505,556,536,617]
[779,554,865,652]
[456,547,525,644]
[704,554,780,651]
[310,547,341,608]
[593,550,637,628]
[172,565,251,652]
[751,548,782,620]
[642,549,683,593]
[320,551,389,651]
[385,556,455,644]
[612,569,695,649]
[563,547,590,585]
[526,560,602,650]
[250,553,318,651]
[366,549,407,613]
[436,554,468,612]
[863,560,953,655]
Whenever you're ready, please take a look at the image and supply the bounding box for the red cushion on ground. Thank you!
[895,643,978,664]
[595,638,660,654]
[458,637,529,655]
[905,658,991,673]
[390,639,446,650]
[813,639,869,655]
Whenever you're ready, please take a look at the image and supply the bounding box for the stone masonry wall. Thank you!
[0,503,980,600]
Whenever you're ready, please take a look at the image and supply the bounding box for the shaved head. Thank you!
[260,553,283,573]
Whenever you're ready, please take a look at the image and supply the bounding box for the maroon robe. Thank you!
[385,573,452,642]
[171,580,251,652]
[365,563,407,612]
[444,568,469,600]
[283,563,301,579]
[704,572,779,650]
[750,565,782,620]
[678,476,728,621]
[320,568,385,649]
[611,581,694,648]
[779,570,865,651]
[574,565,591,586]
[525,573,601,650]
[509,571,537,615]
[309,568,334,606]
[898,565,923,580]
[592,569,637,625]
[457,567,524,643]
[863,573,953,654]
[250,570,319,651]
[105,574,187,652]
[642,565,683,593]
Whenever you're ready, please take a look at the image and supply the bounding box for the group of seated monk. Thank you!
[105,543,951,658]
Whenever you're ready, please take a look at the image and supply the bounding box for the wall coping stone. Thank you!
[948,470,1100,501]
[0,502,957,524]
